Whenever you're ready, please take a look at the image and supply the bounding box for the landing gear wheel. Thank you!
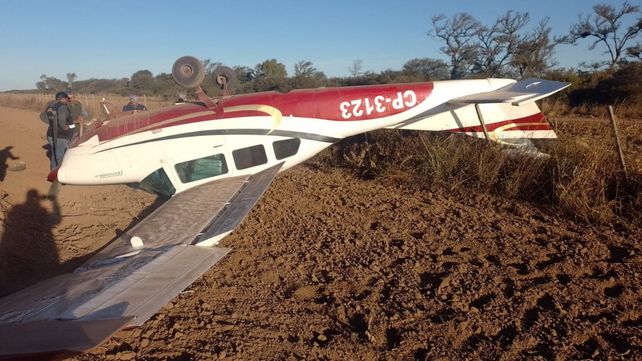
[213,66,237,91]
[172,56,205,88]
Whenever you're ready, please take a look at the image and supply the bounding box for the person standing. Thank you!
[122,95,147,113]
[45,91,75,170]
[66,90,88,137]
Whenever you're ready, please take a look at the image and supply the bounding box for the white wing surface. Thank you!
[0,163,283,357]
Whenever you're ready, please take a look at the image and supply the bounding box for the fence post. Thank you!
[607,105,628,178]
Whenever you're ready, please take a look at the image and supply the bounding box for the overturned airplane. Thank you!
[0,56,569,357]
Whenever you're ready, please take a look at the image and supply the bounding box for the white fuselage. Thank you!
[57,78,552,196]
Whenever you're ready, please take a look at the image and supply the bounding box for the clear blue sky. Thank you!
[0,0,638,91]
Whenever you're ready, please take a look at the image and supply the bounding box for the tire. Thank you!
[213,66,237,89]
[172,56,206,88]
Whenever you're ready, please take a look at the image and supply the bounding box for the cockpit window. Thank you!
[138,168,176,196]
[175,154,228,183]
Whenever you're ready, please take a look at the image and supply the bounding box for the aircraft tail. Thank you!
[387,78,570,148]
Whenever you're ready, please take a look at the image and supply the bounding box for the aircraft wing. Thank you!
[0,163,283,357]
[449,78,570,106]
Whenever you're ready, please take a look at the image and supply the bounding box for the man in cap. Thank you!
[122,95,147,113]
[45,91,75,169]
[66,90,89,137]
[174,93,187,105]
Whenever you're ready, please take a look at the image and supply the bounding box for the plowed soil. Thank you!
[0,106,640,360]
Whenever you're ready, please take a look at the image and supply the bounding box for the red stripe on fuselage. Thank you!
[450,113,550,133]
[85,83,434,143]
[220,83,434,121]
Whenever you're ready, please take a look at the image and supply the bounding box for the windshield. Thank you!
[137,168,176,196]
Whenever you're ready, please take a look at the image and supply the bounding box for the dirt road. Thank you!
[0,107,640,360]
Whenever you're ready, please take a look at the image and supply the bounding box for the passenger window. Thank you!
[139,168,176,196]
[233,144,267,170]
[175,154,228,183]
[273,138,301,160]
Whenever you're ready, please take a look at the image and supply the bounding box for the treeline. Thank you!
[23,59,642,111]
[27,57,451,100]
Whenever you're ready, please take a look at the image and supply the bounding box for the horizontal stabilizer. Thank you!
[449,78,570,106]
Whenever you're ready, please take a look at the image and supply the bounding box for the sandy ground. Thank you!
[0,106,641,360]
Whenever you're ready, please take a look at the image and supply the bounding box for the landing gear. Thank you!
[171,56,236,107]
[172,56,206,88]
[213,66,237,95]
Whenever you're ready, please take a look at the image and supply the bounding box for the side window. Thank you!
[175,154,228,183]
[273,138,301,160]
[139,168,176,196]
[233,144,267,170]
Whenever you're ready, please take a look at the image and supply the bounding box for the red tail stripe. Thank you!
[451,113,549,133]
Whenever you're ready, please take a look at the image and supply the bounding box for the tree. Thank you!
[35,75,65,92]
[511,18,559,77]
[627,42,642,60]
[430,13,481,79]
[152,73,184,98]
[252,59,288,91]
[129,70,154,94]
[66,73,77,89]
[402,58,449,79]
[292,60,326,89]
[36,74,48,90]
[348,59,364,77]
[294,60,317,78]
[201,58,222,74]
[569,1,642,68]
[475,11,530,77]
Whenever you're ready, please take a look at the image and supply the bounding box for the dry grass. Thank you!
[332,117,642,226]
[0,93,171,119]
[541,97,642,120]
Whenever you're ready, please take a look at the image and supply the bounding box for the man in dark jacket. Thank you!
[67,90,88,137]
[46,91,75,169]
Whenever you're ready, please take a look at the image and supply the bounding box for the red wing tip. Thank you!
[47,167,59,182]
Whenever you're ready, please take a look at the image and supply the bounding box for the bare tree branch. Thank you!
[429,13,481,79]
[569,1,642,67]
